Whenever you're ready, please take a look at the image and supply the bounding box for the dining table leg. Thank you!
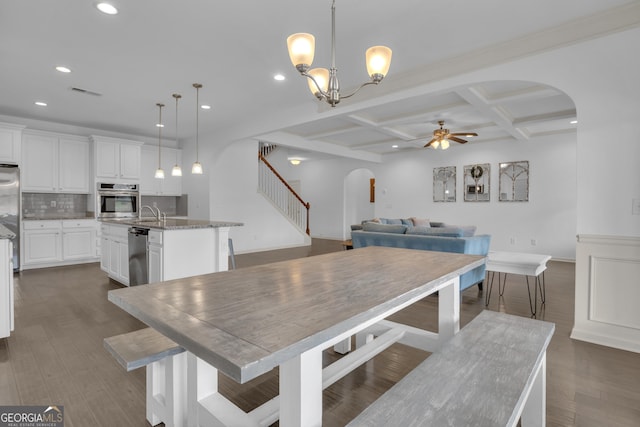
[280,348,323,427]
[438,276,460,345]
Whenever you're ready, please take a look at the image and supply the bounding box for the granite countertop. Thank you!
[100,218,244,230]
[0,224,16,239]
[23,213,95,221]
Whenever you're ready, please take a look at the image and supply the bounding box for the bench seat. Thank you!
[105,328,187,427]
[347,310,555,427]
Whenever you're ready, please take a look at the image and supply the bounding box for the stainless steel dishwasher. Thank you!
[128,227,149,286]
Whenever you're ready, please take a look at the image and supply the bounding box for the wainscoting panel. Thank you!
[572,234,640,353]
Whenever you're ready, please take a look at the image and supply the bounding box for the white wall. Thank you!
[344,169,375,239]
[294,132,577,259]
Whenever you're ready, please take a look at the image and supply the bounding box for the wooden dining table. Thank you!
[108,246,485,426]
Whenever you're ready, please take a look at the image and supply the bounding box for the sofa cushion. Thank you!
[384,218,404,225]
[406,226,463,237]
[410,217,431,227]
[401,218,413,226]
[362,222,407,234]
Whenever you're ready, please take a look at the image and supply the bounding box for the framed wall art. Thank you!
[464,163,490,202]
[433,166,456,202]
[499,160,529,202]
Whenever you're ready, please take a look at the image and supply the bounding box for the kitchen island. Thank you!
[0,224,15,338]
[100,218,243,286]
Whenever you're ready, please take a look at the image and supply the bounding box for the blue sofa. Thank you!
[350,225,491,291]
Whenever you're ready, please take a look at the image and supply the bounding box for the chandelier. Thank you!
[286,0,392,107]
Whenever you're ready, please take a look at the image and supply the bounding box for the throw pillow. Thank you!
[385,218,403,225]
[401,218,413,226]
[410,217,431,227]
[362,222,408,234]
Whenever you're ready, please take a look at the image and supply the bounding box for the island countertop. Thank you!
[100,218,243,230]
[0,224,15,239]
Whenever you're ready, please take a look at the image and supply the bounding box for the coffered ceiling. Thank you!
[1,0,638,159]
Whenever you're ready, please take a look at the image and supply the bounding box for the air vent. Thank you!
[71,87,102,96]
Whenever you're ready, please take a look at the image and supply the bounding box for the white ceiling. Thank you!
[1,0,637,158]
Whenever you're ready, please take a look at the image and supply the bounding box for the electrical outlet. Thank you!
[510,237,516,245]
[531,239,537,246]
[50,200,57,208]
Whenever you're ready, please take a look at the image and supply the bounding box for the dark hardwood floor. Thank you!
[1,239,639,426]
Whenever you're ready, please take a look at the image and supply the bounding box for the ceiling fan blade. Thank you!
[449,136,468,144]
[449,132,478,137]
[424,138,437,147]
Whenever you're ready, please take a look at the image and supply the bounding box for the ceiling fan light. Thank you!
[366,46,392,82]
[432,140,440,149]
[287,33,315,71]
[441,139,450,150]
[307,68,329,98]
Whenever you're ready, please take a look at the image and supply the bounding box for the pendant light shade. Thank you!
[192,83,203,174]
[155,103,165,179]
[171,93,183,176]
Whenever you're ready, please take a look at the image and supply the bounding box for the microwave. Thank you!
[97,183,140,219]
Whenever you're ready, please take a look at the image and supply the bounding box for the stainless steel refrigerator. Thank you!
[0,165,19,271]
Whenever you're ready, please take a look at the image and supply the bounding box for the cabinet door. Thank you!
[23,230,62,264]
[109,238,120,277]
[100,237,110,272]
[96,141,120,178]
[140,147,161,195]
[118,240,130,285]
[22,135,58,192]
[120,144,141,180]
[59,139,89,193]
[148,244,163,284]
[0,126,21,165]
[62,229,94,260]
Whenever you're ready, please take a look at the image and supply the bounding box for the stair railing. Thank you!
[258,152,310,235]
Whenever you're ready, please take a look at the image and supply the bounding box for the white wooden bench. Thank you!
[104,328,187,427]
[347,310,555,427]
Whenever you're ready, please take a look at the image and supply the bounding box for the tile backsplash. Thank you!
[23,193,90,219]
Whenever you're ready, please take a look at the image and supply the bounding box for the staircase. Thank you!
[258,147,310,236]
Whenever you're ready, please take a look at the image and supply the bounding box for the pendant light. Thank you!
[191,83,203,174]
[155,103,165,179]
[171,93,183,176]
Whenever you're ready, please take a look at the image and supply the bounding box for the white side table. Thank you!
[485,251,552,317]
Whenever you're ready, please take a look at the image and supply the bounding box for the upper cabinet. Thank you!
[140,145,182,196]
[92,136,142,183]
[0,122,25,165]
[22,132,90,193]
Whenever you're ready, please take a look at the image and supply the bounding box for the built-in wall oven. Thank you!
[97,183,140,219]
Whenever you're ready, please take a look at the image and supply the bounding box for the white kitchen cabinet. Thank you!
[62,220,96,260]
[23,221,62,264]
[0,122,24,165]
[22,220,99,269]
[148,230,163,284]
[101,223,130,286]
[22,133,90,193]
[141,146,182,196]
[92,136,142,183]
[1,239,14,338]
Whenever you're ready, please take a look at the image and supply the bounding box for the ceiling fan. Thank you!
[424,120,478,150]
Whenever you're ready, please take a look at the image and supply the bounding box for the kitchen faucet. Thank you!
[141,205,161,221]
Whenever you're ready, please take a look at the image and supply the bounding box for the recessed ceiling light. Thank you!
[392,144,399,148]
[274,74,285,81]
[55,66,72,73]
[35,101,47,107]
[96,3,118,15]
[570,120,578,124]
[200,105,211,110]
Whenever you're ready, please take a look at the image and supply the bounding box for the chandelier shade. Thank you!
[287,33,315,71]
[307,68,329,98]
[366,46,392,81]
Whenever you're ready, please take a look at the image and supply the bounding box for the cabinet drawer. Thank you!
[63,219,96,229]
[148,230,162,245]
[23,220,61,230]
[109,224,129,240]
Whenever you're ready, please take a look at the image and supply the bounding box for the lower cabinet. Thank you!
[1,239,14,338]
[101,223,130,286]
[22,220,98,268]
